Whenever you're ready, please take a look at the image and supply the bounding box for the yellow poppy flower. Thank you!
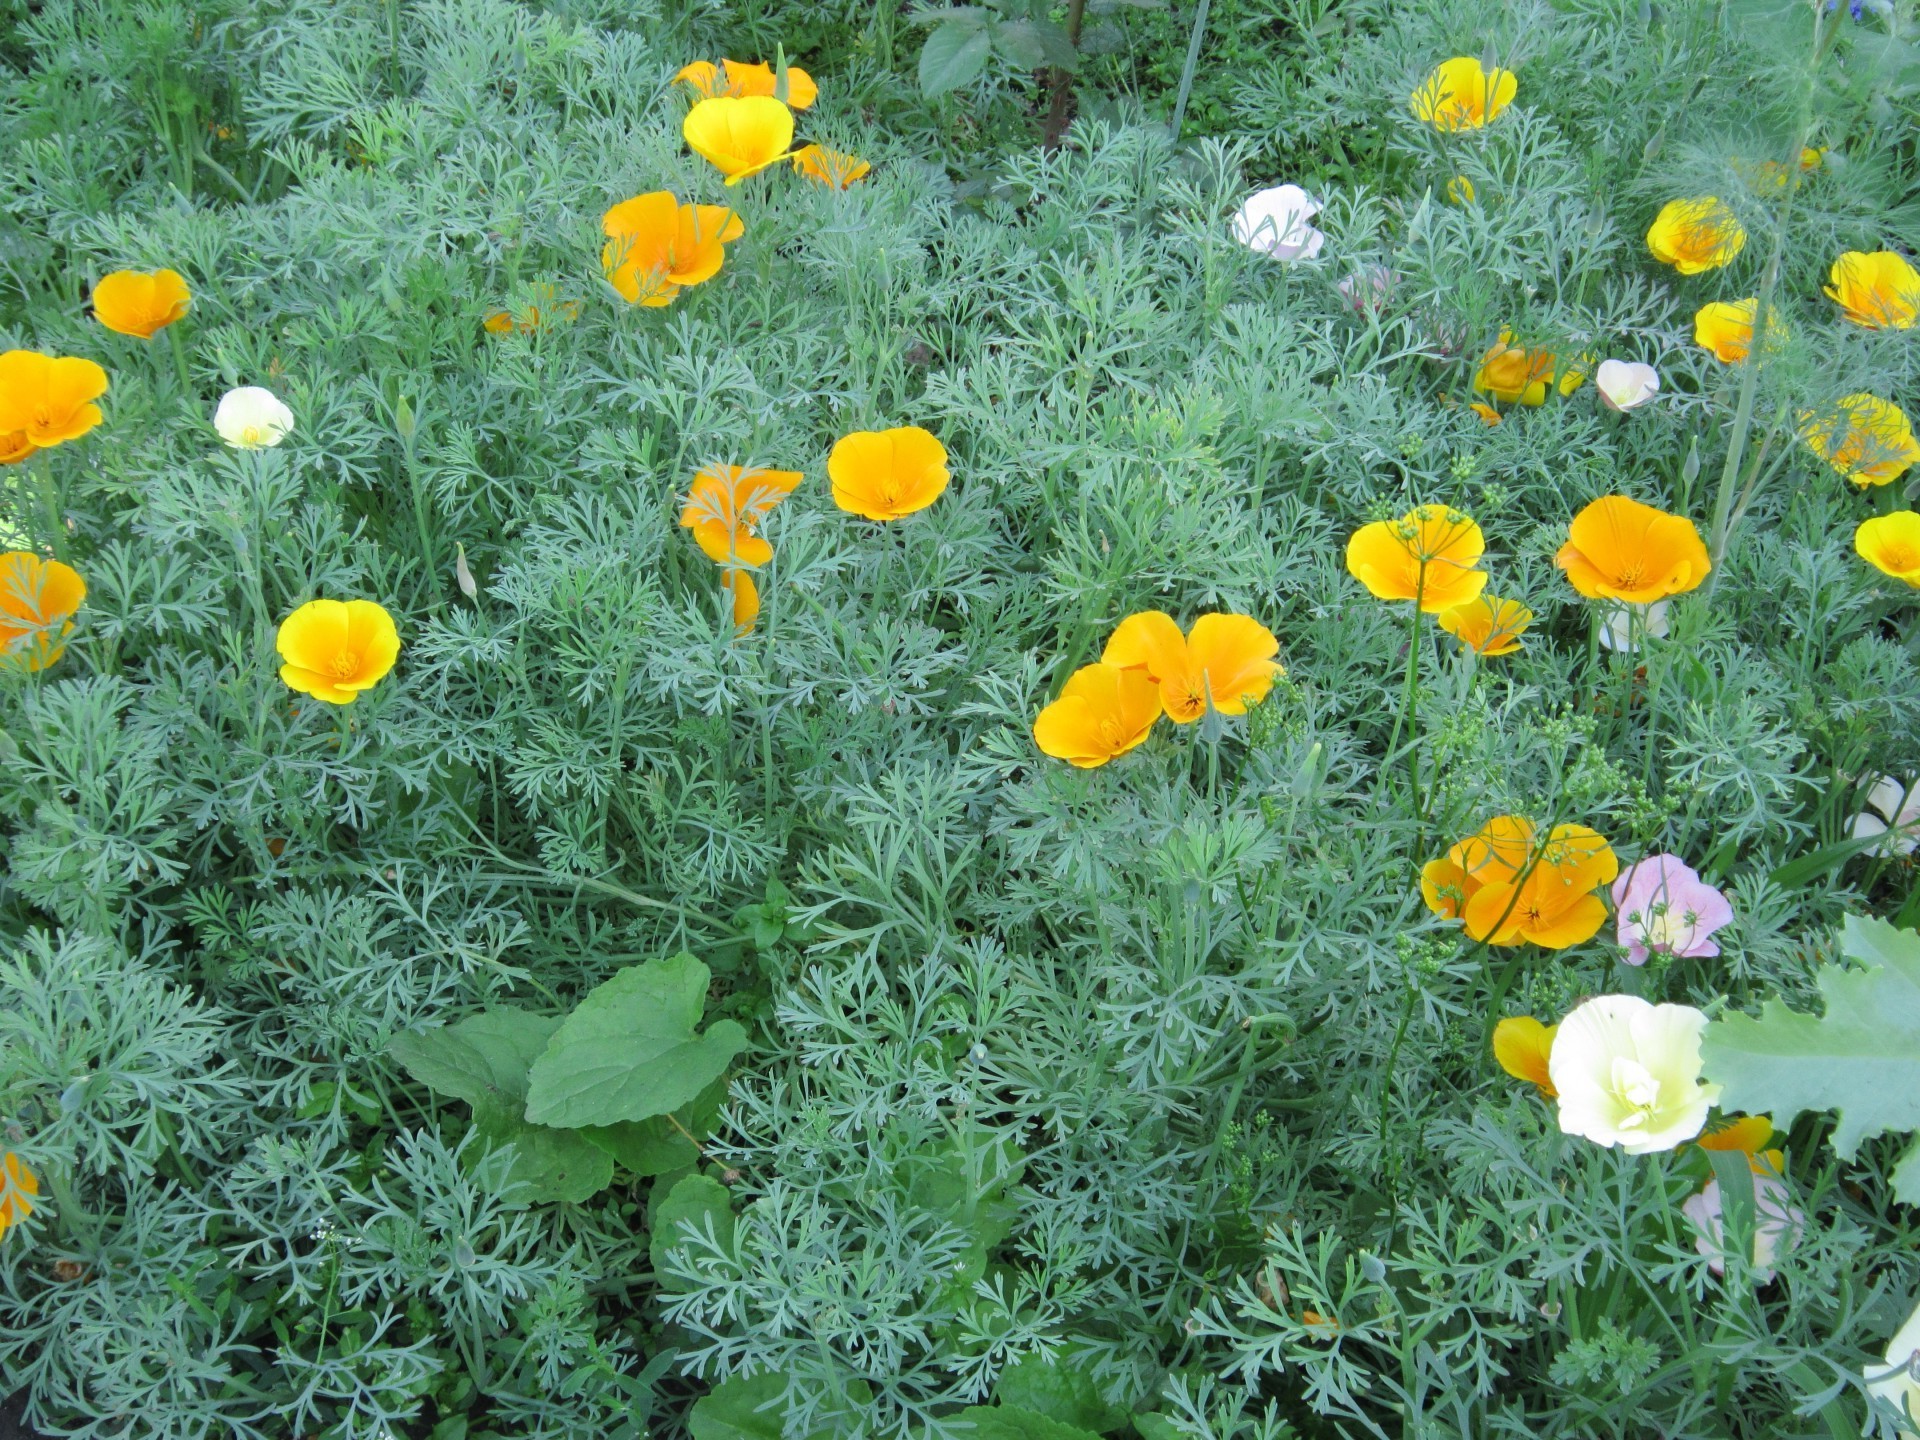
[601,193,744,306]
[1646,197,1745,274]
[1102,611,1282,724]
[0,350,109,449]
[1420,814,1534,919]
[1446,175,1476,205]
[1468,401,1501,427]
[680,463,804,567]
[91,268,191,339]
[0,431,35,465]
[1855,512,1920,587]
[1824,250,1920,330]
[1555,495,1710,604]
[1438,595,1531,656]
[1032,661,1163,767]
[791,144,871,189]
[828,426,949,520]
[676,59,818,109]
[723,569,759,634]
[482,285,582,335]
[0,1153,37,1239]
[1461,823,1618,949]
[1693,298,1784,364]
[275,598,401,705]
[1800,393,1920,487]
[1410,57,1517,131]
[1473,331,1557,406]
[683,97,796,185]
[0,552,85,672]
[1696,1115,1785,1175]
[1493,1017,1558,1098]
[1345,504,1488,612]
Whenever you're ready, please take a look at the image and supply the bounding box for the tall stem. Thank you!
[1040,0,1088,150]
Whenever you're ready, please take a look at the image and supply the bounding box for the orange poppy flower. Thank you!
[0,351,109,448]
[1492,1016,1558,1098]
[482,284,582,335]
[1697,1115,1784,1175]
[1646,197,1745,274]
[1420,814,1535,919]
[1555,495,1710,603]
[0,552,86,672]
[0,431,34,465]
[1101,611,1282,724]
[1410,57,1516,131]
[91,269,191,339]
[601,193,744,307]
[1462,824,1618,948]
[1468,401,1501,427]
[1824,250,1920,330]
[828,426,949,520]
[1472,332,1558,406]
[1438,595,1531,656]
[675,59,818,109]
[1032,661,1163,767]
[1693,298,1784,364]
[791,144,871,189]
[680,462,804,566]
[683,97,796,185]
[723,569,759,634]
[1344,505,1488,612]
[1855,512,1920,587]
[0,1153,37,1239]
[275,598,401,705]
[1800,393,1920,487]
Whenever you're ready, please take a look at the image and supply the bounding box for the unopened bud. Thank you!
[455,542,478,600]
[394,395,415,443]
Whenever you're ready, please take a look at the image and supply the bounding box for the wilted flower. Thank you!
[1492,1016,1557,1097]
[483,284,581,334]
[1032,661,1163,767]
[0,350,109,449]
[215,386,294,449]
[1468,401,1501,427]
[1472,331,1557,406]
[275,598,401,705]
[1611,853,1734,966]
[1647,197,1745,273]
[1824,249,1920,329]
[1801,392,1920,486]
[1438,594,1531,655]
[1693,297,1784,363]
[1102,611,1282,724]
[1849,774,1919,856]
[92,268,191,338]
[1595,359,1659,412]
[602,192,744,307]
[683,96,796,184]
[722,569,759,634]
[1556,495,1711,604]
[828,426,949,521]
[1548,994,1721,1154]
[1597,599,1670,651]
[0,1153,37,1239]
[680,462,804,566]
[0,552,85,672]
[676,59,817,109]
[1856,511,1920,587]
[791,144,870,188]
[1682,1170,1804,1282]
[1336,265,1396,315]
[1345,504,1488,612]
[1423,815,1618,948]
[1230,184,1325,262]
[1410,56,1517,131]
[1865,1294,1920,1434]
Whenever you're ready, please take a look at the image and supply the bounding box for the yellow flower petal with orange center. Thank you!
[91,268,191,339]
[0,1152,38,1238]
[275,598,401,705]
[791,144,871,189]
[1493,1017,1558,1097]
[828,426,949,520]
[1824,250,1920,330]
[0,431,36,465]
[1410,57,1517,131]
[1554,494,1710,604]
[0,551,86,672]
[1800,393,1920,487]
[680,462,804,567]
[0,350,109,448]
[1856,512,1920,587]
[1032,661,1164,767]
[683,96,797,185]
[1472,331,1557,406]
[1438,595,1531,656]
[1693,298,1785,364]
[1646,197,1745,274]
[601,193,744,306]
[1102,611,1282,724]
[1420,814,1534,919]
[676,59,818,109]
[1460,823,1618,949]
[1344,504,1488,612]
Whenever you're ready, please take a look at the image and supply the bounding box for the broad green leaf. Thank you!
[995,1354,1129,1433]
[954,1405,1104,1440]
[920,15,993,95]
[470,1101,613,1205]
[650,1173,737,1282]
[583,1074,729,1177]
[525,954,748,1129]
[1702,915,1920,1202]
[993,19,1078,70]
[689,1374,787,1440]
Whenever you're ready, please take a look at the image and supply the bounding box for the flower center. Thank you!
[1637,902,1695,953]
[329,650,361,680]
[1883,542,1918,571]
[1097,717,1125,750]
[1612,560,1647,589]
[32,406,52,428]
[1609,1057,1661,1128]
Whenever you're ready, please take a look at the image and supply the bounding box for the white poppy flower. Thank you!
[1597,599,1671,652]
[1850,774,1920,857]
[1866,1294,1920,1437]
[215,386,295,449]
[1231,185,1326,262]
[1547,994,1722,1155]
[1595,359,1660,412]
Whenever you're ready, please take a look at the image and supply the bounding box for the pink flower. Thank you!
[1610,853,1734,966]
[1681,1171,1804,1283]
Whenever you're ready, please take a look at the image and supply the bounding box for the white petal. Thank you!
[1595,359,1660,412]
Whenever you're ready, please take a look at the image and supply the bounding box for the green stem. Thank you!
[166,324,193,404]
[1168,0,1213,139]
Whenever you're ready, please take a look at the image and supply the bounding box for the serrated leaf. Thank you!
[954,1405,1105,1440]
[920,15,993,94]
[1702,915,1920,1201]
[525,954,747,1129]
[993,19,1077,70]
